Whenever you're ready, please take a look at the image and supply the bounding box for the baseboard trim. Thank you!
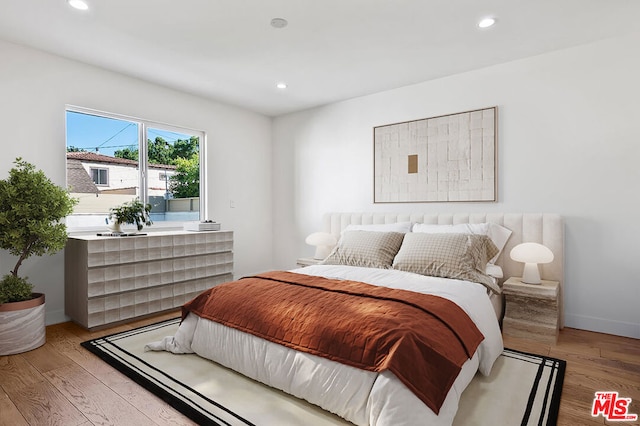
[565,313,639,339]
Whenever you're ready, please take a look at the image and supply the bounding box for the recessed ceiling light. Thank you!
[478,17,496,28]
[68,0,89,10]
[276,82,288,89]
[270,18,288,29]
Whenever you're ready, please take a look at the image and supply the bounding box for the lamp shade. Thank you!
[510,242,554,284]
[305,232,337,260]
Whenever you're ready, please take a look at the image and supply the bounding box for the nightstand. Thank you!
[296,257,322,267]
[502,277,560,344]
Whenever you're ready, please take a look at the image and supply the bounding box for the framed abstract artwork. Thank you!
[373,106,497,203]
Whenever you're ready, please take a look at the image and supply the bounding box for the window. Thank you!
[90,168,108,185]
[65,106,205,229]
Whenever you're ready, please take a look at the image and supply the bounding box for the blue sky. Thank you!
[66,111,192,157]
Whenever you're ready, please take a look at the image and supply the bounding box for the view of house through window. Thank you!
[66,108,203,229]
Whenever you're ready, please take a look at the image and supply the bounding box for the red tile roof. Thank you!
[66,151,176,169]
[66,151,138,166]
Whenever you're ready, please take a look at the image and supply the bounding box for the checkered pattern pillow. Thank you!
[392,233,501,294]
[322,230,405,269]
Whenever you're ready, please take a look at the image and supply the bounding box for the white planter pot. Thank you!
[108,222,123,233]
[0,293,46,356]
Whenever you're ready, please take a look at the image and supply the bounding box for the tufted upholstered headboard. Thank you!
[323,212,564,326]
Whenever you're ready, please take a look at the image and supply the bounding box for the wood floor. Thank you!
[1,312,638,426]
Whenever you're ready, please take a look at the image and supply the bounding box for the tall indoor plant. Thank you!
[0,158,77,355]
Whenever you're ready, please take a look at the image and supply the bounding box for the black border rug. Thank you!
[82,318,565,426]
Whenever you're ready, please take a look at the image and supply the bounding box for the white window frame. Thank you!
[65,105,207,232]
[90,167,109,186]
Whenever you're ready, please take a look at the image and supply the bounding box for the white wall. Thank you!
[0,40,273,325]
[272,31,640,339]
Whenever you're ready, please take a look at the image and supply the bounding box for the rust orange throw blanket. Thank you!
[182,271,484,414]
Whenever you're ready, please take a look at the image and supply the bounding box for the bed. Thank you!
[147,212,564,426]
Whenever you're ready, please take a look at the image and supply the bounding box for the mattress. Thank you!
[147,265,504,426]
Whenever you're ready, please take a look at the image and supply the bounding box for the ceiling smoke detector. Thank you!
[270,18,288,29]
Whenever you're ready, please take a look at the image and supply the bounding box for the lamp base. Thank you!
[521,262,541,284]
[313,246,332,260]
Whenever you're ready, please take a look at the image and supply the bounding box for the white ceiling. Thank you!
[1,0,639,116]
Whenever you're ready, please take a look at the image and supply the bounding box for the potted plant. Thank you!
[0,158,77,355]
[108,198,152,233]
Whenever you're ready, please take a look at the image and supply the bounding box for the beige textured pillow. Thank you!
[392,233,501,294]
[322,230,405,269]
[411,222,512,264]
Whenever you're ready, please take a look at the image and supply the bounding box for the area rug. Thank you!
[81,318,565,426]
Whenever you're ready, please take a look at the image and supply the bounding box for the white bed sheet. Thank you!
[147,265,504,426]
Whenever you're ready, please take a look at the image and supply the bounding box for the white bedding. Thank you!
[146,265,504,426]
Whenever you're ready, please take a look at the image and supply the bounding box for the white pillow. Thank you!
[485,223,512,263]
[411,222,512,264]
[344,222,413,234]
[412,222,489,235]
[485,263,504,279]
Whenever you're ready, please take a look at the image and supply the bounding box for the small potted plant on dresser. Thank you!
[107,198,153,233]
[0,158,77,355]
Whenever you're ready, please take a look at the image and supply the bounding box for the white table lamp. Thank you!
[509,242,554,284]
[305,232,337,260]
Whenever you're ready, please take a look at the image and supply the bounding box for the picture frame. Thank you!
[373,106,497,203]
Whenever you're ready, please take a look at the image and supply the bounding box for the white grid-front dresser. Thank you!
[65,230,233,329]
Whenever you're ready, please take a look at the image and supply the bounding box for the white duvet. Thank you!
[146,265,503,426]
